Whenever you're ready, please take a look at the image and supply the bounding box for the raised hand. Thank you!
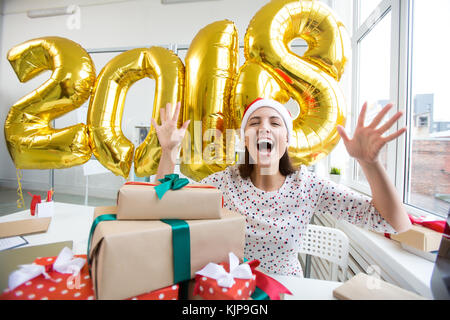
[336,102,407,165]
[151,102,190,152]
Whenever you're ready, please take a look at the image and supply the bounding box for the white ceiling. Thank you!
[1,0,137,15]
[0,0,228,15]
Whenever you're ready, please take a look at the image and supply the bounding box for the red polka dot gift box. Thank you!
[192,252,292,300]
[193,252,257,300]
[1,248,179,301]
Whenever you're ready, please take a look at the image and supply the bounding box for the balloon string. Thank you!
[16,169,26,209]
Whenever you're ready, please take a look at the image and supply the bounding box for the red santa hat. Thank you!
[240,98,294,145]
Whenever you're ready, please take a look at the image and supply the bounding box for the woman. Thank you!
[152,98,411,276]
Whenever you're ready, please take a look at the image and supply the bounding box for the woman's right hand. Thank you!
[151,102,190,153]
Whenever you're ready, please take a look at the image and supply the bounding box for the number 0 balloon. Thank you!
[88,47,184,178]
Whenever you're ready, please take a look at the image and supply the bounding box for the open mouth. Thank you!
[257,139,274,154]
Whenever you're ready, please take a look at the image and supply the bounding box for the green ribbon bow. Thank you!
[155,174,189,200]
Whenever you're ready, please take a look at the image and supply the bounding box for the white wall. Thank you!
[0,0,353,197]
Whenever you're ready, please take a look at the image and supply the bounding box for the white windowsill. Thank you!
[337,219,435,299]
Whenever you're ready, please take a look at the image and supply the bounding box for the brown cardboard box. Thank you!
[0,217,51,238]
[333,273,427,300]
[89,206,245,300]
[390,225,442,252]
[117,184,223,220]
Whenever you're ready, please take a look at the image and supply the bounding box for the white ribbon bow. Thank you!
[8,247,86,291]
[195,252,253,288]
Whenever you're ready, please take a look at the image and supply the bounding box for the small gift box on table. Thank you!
[386,214,445,255]
[192,252,292,300]
[28,189,54,217]
[1,247,179,300]
[117,174,223,220]
[193,252,256,300]
[88,206,245,300]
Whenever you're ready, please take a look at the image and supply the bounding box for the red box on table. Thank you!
[1,254,178,300]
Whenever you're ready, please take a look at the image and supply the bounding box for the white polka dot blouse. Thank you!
[199,165,397,277]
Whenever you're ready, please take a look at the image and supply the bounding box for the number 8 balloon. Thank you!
[233,0,350,166]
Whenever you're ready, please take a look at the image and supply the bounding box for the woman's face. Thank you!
[244,107,289,169]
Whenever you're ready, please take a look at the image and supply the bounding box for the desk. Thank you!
[0,202,94,255]
[1,202,341,300]
[270,275,340,300]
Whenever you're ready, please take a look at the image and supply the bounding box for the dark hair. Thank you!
[238,147,297,179]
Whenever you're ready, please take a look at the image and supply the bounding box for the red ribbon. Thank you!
[28,192,41,216]
[247,259,292,300]
[407,214,445,233]
[385,214,446,239]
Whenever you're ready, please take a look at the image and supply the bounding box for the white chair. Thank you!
[299,224,349,281]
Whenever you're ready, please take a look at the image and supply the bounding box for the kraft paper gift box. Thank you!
[1,252,179,300]
[88,206,245,300]
[390,224,442,252]
[117,182,223,220]
[333,273,426,300]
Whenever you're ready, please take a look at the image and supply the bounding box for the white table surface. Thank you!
[0,202,341,300]
[0,202,95,255]
[269,275,340,300]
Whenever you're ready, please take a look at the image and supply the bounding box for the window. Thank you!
[351,0,394,193]
[405,0,450,218]
[355,8,391,186]
[351,0,450,218]
[359,0,384,27]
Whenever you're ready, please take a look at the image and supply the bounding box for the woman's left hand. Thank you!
[336,102,407,165]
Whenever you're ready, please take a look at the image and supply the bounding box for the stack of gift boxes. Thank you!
[88,175,272,300]
[2,174,290,300]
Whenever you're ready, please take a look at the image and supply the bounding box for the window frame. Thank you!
[351,0,445,219]
[350,0,398,197]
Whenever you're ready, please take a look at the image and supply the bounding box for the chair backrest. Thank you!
[299,224,349,280]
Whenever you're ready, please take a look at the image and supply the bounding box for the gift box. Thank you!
[1,250,179,300]
[333,273,426,300]
[193,252,256,300]
[390,224,442,252]
[117,182,223,220]
[89,206,245,300]
[28,189,53,217]
[188,253,292,300]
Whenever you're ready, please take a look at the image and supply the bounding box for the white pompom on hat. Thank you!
[240,98,294,146]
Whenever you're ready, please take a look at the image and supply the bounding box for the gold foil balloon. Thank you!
[235,0,350,166]
[134,48,185,177]
[180,20,239,181]
[4,0,351,179]
[4,37,95,169]
[232,61,291,129]
[88,47,184,178]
